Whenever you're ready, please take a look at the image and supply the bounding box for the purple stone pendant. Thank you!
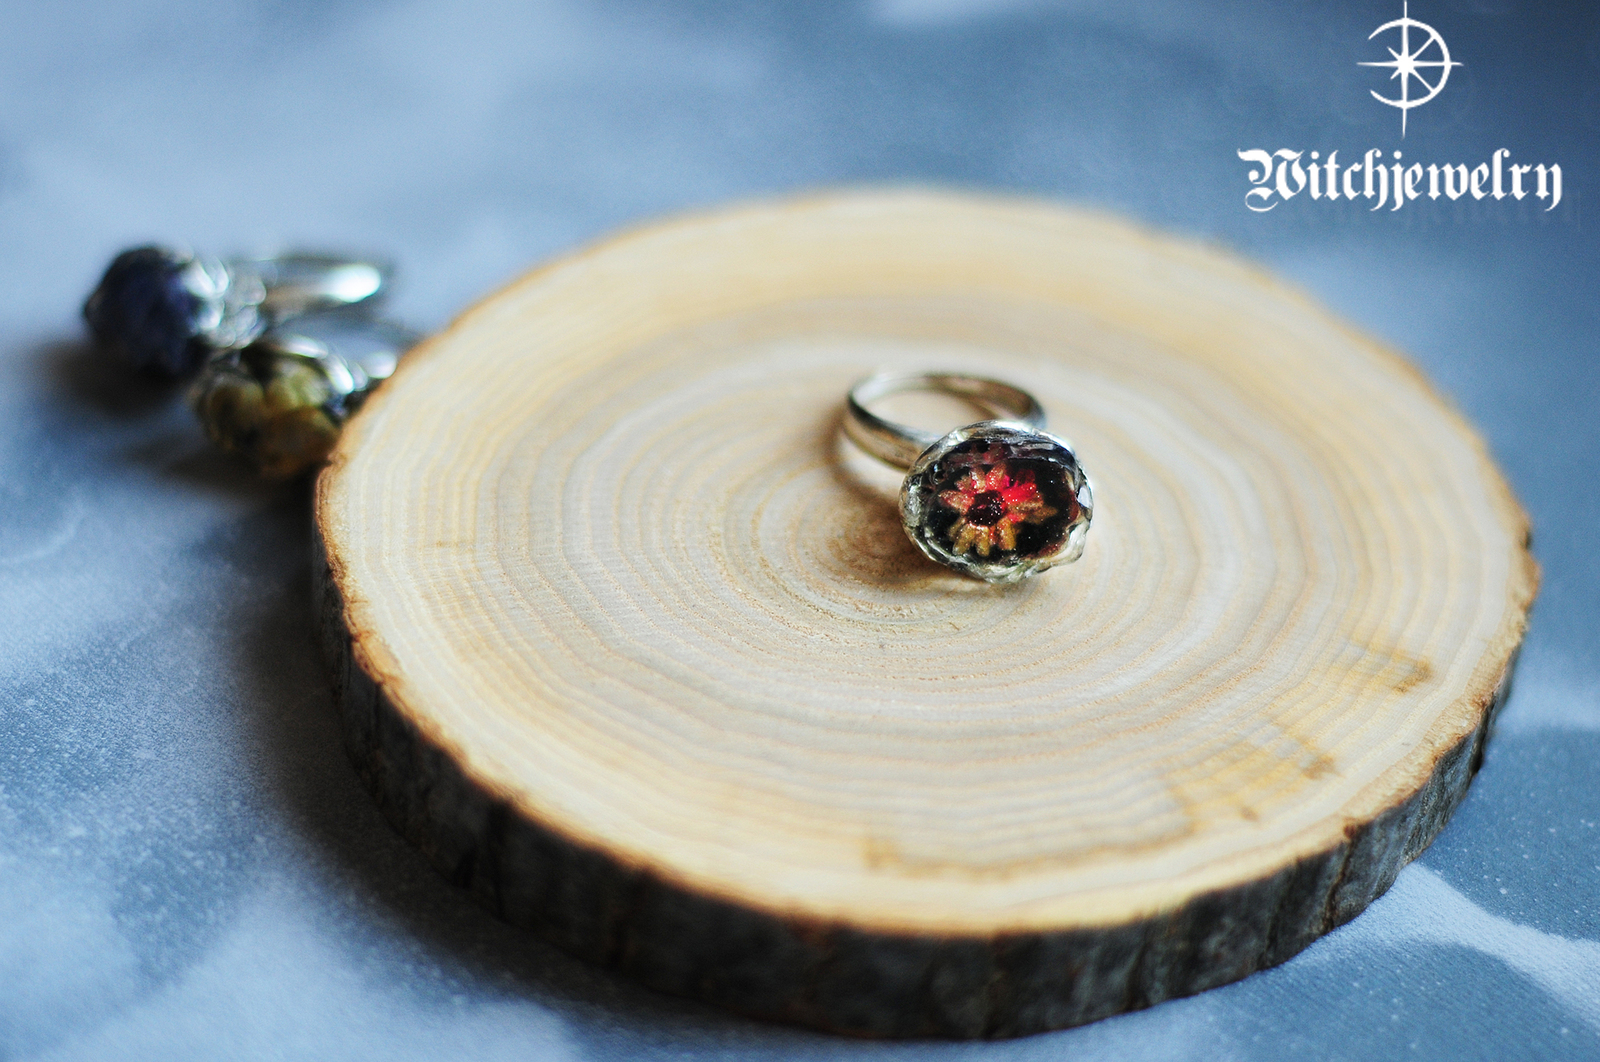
[83,247,390,377]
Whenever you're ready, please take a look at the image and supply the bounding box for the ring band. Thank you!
[845,372,1046,468]
[845,372,1093,584]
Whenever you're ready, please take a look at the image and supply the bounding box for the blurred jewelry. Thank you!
[83,246,390,377]
[191,316,421,480]
[845,372,1093,584]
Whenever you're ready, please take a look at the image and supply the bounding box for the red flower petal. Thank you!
[1000,481,1040,507]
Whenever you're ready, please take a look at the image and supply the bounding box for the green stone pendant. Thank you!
[191,325,409,479]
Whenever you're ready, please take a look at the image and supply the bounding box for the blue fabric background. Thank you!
[0,1,1595,1058]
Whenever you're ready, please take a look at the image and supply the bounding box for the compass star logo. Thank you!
[1359,2,1462,136]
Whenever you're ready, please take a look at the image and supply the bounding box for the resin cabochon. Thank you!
[900,421,1092,584]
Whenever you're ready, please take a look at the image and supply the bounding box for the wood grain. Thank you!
[314,190,1536,1037]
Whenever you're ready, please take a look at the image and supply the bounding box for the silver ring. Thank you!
[845,372,1093,584]
[83,246,392,378]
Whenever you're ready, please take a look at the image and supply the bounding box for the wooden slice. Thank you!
[313,190,1536,1038]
